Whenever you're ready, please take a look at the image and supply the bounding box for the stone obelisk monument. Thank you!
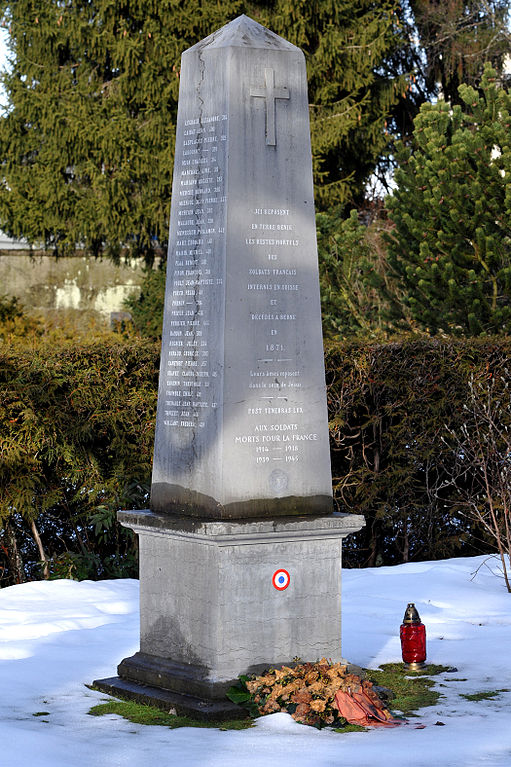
[95,15,364,719]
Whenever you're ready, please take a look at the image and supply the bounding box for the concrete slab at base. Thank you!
[92,675,245,721]
[117,651,232,699]
[116,510,365,702]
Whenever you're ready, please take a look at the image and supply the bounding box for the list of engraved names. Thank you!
[163,113,227,433]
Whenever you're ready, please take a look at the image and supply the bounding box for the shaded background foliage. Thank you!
[385,66,511,336]
[128,67,511,343]
[326,337,511,566]
[0,328,159,584]
[2,1,507,257]
[408,0,510,105]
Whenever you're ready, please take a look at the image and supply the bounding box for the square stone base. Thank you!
[92,673,245,721]
[95,510,364,719]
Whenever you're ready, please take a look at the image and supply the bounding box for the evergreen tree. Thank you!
[372,1,510,192]
[0,1,411,258]
[125,265,165,340]
[318,209,409,338]
[386,65,511,335]
[408,0,510,104]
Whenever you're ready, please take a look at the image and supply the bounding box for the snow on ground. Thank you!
[1,555,510,767]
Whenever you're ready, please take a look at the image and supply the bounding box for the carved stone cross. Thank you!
[250,67,290,146]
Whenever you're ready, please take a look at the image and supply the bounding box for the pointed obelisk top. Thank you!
[186,14,301,53]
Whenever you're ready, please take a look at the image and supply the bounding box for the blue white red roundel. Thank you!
[272,569,290,590]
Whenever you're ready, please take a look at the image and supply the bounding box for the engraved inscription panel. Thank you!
[151,21,332,516]
[163,113,227,435]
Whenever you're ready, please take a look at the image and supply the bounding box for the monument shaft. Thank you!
[151,17,332,518]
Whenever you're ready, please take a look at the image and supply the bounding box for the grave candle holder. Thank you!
[400,602,426,671]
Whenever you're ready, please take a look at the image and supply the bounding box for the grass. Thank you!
[88,699,254,730]
[460,689,510,702]
[333,724,368,733]
[366,663,450,716]
[89,663,450,730]
[88,699,372,733]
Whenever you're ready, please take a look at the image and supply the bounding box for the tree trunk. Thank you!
[402,519,410,563]
[5,520,24,584]
[367,521,380,567]
[30,519,49,579]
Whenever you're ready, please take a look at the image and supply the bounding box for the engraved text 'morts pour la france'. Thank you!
[150,14,333,519]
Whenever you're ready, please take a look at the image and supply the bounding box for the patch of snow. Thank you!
[1,556,510,766]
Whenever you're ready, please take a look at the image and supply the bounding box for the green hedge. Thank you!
[326,337,511,566]
[0,335,159,583]
[1,335,508,584]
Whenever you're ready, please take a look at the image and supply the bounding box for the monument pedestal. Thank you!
[94,510,364,720]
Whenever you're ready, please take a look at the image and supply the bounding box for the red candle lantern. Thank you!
[400,603,426,671]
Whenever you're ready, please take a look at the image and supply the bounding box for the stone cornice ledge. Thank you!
[118,509,365,546]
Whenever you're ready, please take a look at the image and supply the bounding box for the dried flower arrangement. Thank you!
[228,658,401,729]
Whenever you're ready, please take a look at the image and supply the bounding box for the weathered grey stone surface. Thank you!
[151,15,332,518]
[114,510,364,695]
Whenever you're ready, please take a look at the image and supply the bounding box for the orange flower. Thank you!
[261,699,281,714]
[282,681,300,694]
[268,684,285,700]
[291,689,313,704]
[326,663,347,680]
[273,668,291,682]
[294,702,311,718]
[245,659,392,729]
[325,683,341,699]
